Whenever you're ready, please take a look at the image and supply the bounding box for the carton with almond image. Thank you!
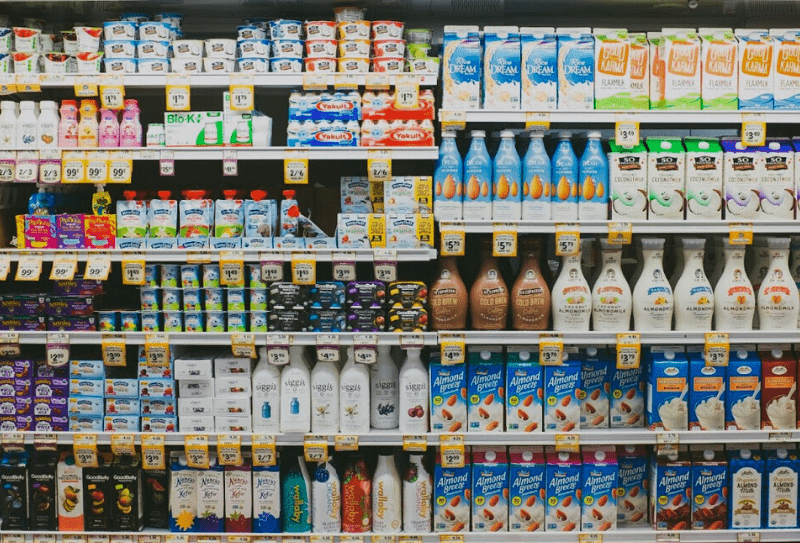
[661,28,701,109]
[467,346,504,432]
[617,445,648,526]
[505,347,543,432]
[545,447,581,531]
[691,447,728,530]
[430,352,467,433]
[434,447,470,532]
[581,446,617,531]
[700,28,738,109]
[509,446,545,532]
[651,447,692,530]
[593,29,631,109]
[471,446,509,532]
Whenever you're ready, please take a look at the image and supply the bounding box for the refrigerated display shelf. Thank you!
[445,220,800,235]
[44,147,440,161]
[446,109,800,125]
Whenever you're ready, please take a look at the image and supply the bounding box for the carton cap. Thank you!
[594,450,606,461]
[486,450,497,462]
[523,451,533,461]
[703,449,715,461]
[740,449,752,459]
[778,448,788,459]
[559,451,570,462]
[699,141,709,150]
[471,130,486,138]
[770,141,781,150]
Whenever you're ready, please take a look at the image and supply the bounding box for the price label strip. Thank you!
[579,534,603,543]
[38,149,61,184]
[302,73,328,91]
[74,75,98,97]
[332,251,357,282]
[608,222,633,245]
[45,333,70,368]
[402,434,429,451]
[84,252,111,281]
[0,151,14,182]
[220,251,245,286]
[373,248,397,283]
[284,150,309,184]
[440,222,466,257]
[368,150,392,183]
[704,332,730,367]
[1,432,24,451]
[729,222,754,245]
[121,253,146,285]
[266,333,290,365]
[61,151,85,183]
[0,74,16,95]
[100,75,125,110]
[185,435,210,469]
[231,333,257,359]
[555,433,580,453]
[440,435,465,468]
[439,333,466,365]
[141,435,166,470]
[291,252,316,285]
[0,333,21,358]
[223,149,238,177]
[334,73,359,91]
[73,434,99,468]
[353,334,378,365]
[555,223,580,256]
[303,435,329,463]
[260,252,284,283]
[102,333,127,367]
[14,151,38,183]
[85,151,109,184]
[615,117,640,148]
[316,334,340,363]
[656,432,680,456]
[616,332,641,370]
[110,434,136,457]
[394,74,419,109]
[217,435,243,466]
[334,435,359,452]
[525,112,551,131]
[440,110,466,131]
[166,74,191,111]
[539,333,564,366]
[741,113,766,147]
[50,252,78,281]
[492,222,517,257]
[16,73,41,93]
[251,435,277,467]
[16,252,42,281]
[229,74,254,111]
[365,73,391,90]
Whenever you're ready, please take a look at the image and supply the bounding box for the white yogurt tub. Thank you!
[272,39,303,58]
[337,20,370,39]
[269,19,303,40]
[13,27,40,52]
[43,53,71,73]
[0,29,11,54]
[137,40,170,59]
[170,57,202,73]
[120,13,149,24]
[372,20,404,40]
[103,21,137,41]
[304,57,336,73]
[270,57,302,73]
[305,39,337,58]
[305,21,336,40]
[237,39,270,58]
[237,25,267,40]
[172,39,202,58]
[334,7,367,22]
[0,54,10,74]
[75,51,102,73]
[338,39,370,58]
[61,30,77,54]
[373,39,405,58]
[203,57,234,72]
[104,57,137,74]
[237,57,269,73]
[75,27,102,51]
[205,38,236,58]
[104,40,136,58]
[372,57,404,72]
[338,57,369,73]
[139,21,171,41]
[13,52,39,73]
[138,57,170,73]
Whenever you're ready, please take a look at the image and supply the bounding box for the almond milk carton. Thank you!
[505,347,543,432]
[579,347,611,429]
[593,29,631,109]
[467,346,504,432]
[727,347,761,430]
[727,445,764,528]
[442,26,482,110]
[430,352,467,434]
[760,345,797,430]
[509,446,545,532]
[759,139,795,219]
[483,26,521,110]
[735,29,774,110]
[434,448,470,532]
[691,447,728,529]
[722,137,761,219]
[700,28,738,109]
[581,446,618,532]
[556,28,594,110]
[770,29,800,110]
[661,29,701,109]
[617,445,648,527]
[651,448,692,530]
[630,33,650,109]
[648,32,665,109]
[545,447,581,532]
[765,446,800,528]
[521,27,557,110]
[471,447,509,532]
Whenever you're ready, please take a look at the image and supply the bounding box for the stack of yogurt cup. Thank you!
[102,13,183,74]
[404,28,439,73]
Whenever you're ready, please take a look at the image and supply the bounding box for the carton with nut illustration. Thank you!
[610,360,645,428]
[467,346,504,432]
[430,352,467,433]
[727,445,764,528]
[505,347,543,432]
[581,445,618,531]
[765,446,800,528]
[578,347,611,429]
[509,446,545,532]
[471,446,509,532]
[616,445,648,527]
[691,447,727,530]
[434,447,470,532]
[544,355,581,432]
[545,447,582,531]
[650,447,692,530]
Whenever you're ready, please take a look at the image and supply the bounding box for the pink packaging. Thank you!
[361,120,435,147]
[25,215,57,248]
[362,89,435,120]
[98,109,120,148]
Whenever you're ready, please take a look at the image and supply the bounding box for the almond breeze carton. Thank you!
[765,447,799,528]
[429,352,467,433]
[471,446,508,532]
[442,26,481,110]
[722,137,761,219]
[727,347,761,430]
[609,142,648,220]
[646,346,689,430]
[578,347,611,429]
[691,448,728,529]
[581,446,617,532]
[610,358,645,428]
[545,447,581,532]
[759,139,795,219]
[617,445,648,527]
[684,137,724,220]
[505,347,542,433]
[593,29,631,109]
[467,346,504,432]
[521,27,557,111]
[649,32,665,109]
[434,447,470,532]
[661,29,701,109]
[544,357,581,432]
[630,33,650,109]
[700,28,738,109]
[736,29,774,109]
[509,446,545,532]
[771,29,800,109]
[727,446,764,528]
[556,28,594,110]
[483,26,520,110]
[651,448,692,530]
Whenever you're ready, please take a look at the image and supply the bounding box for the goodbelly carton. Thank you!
[684,137,723,220]
[434,447,470,532]
[442,26,482,110]
[759,139,795,219]
[483,26,521,110]
[691,448,728,529]
[593,29,631,109]
[581,445,618,532]
[648,32,665,109]
[661,28,702,110]
[771,29,800,110]
[509,446,545,532]
[617,445,648,527]
[471,446,509,532]
[630,33,650,109]
[505,347,543,432]
[520,27,557,111]
[700,28,738,109]
[556,28,594,110]
[609,141,648,220]
[727,445,764,528]
[735,29,775,110]
[545,447,581,532]
[722,137,761,219]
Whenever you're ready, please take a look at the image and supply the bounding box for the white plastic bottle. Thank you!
[758,237,799,330]
[551,248,592,331]
[16,101,37,149]
[403,453,432,533]
[591,238,632,331]
[674,238,714,331]
[0,101,16,148]
[312,457,341,533]
[372,449,402,533]
[280,346,311,433]
[708,236,726,288]
[36,100,59,149]
[749,237,770,329]
[311,349,339,434]
[340,347,370,434]
[632,237,674,331]
[398,348,429,433]
[252,346,281,433]
[370,345,399,430]
[714,239,755,331]
[669,237,685,289]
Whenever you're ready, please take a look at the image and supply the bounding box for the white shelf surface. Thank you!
[452,109,800,124]
[457,330,800,345]
[122,147,439,161]
[447,220,800,234]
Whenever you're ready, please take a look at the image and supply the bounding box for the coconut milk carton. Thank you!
[593,29,631,109]
[661,29,701,109]
[483,26,521,110]
[700,28,738,109]
[545,447,581,532]
[434,448,470,532]
[771,29,800,110]
[581,446,618,532]
[727,446,764,528]
[727,347,761,430]
[505,348,542,432]
[765,447,799,528]
[736,29,774,109]
[610,360,645,428]
[688,352,726,431]
[649,32,665,109]
[630,33,650,109]
[556,28,594,110]
[651,448,692,530]
[760,345,796,430]
[646,346,689,430]
[759,139,795,219]
[691,448,728,529]
[467,346,504,432]
[521,27,557,111]
[471,447,508,532]
[544,359,581,432]
[609,142,648,219]
[684,137,723,219]
[617,445,648,527]
[646,138,686,220]
[509,446,545,532]
[579,348,611,429]
[442,26,482,110]
[722,137,761,218]
[430,353,467,433]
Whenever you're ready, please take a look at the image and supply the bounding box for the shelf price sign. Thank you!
[61,151,86,183]
[229,74,254,111]
[266,333,290,365]
[74,75,98,97]
[166,74,191,111]
[102,333,126,367]
[704,332,730,367]
[252,435,277,467]
[46,333,70,368]
[317,334,340,363]
[525,112,551,131]
[555,223,580,256]
[373,248,397,283]
[439,333,466,365]
[729,222,754,245]
[217,435,243,466]
[110,434,136,457]
[492,222,517,257]
[223,149,238,177]
[100,75,125,110]
[122,252,146,285]
[38,149,61,184]
[145,333,170,367]
[368,150,392,183]
[231,333,258,359]
[260,251,284,283]
[0,74,16,95]
[539,333,564,366]
[439,435,465,468]
[16,74,41,93]
[608,222,633,245]
[0,333,21,358]
[141,435,166,470]
[302,73,328,91]
[185,435,210,469]
[304,435,329,463]
[160,150,175,176]
[73,434,99,468]
[353,334,378,364]
[284,150,309,184]
[84,252,111,281]
[335,435,359,451]
[291,252,317,285]
[440,222,465,257]
[555,433,580,453]
[440,110,466,131]
[365,73,391,91]
[394,74,419,109]
[50,252,78,281]
[616,333,641,370]
[85,151,109,184]
[0,253,9,281]
[220,251,245,286]
[332,251,357,282]
[16,252,42,281]
[109,151,133,183]
[402,435,427,452]
[615,116,640,148]
[741,113,766,147]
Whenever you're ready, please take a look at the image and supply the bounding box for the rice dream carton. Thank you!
[684,137,723,220]
[700,28,738,109]
[727,446,764,528]
[759,139,795,219]
[483,26,521,110]
[509,446,545,532]
[545,447,581,531]
[556,28,594,110]
[593,29,631,109]
[609,142,648,219]
[521,27,557,111]
[630,33,650,109]
[471,447,509,532]
[649,32,665,109]
[771,29,800,110]
[661,29,701,109]
[442,26,482,110]
[617,445,648,527]
[735,29,774,110]
[505,347,543,432]
[434,447,470,532]
[581,446,618,532]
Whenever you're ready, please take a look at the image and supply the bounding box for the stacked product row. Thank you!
[0,278,102,333]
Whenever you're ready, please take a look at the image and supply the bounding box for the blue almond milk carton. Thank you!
[429,352,467,433]
[505,347,543,432]
[646,346,689,431]
[556,28,595,110]
[521,27,557,111]
[578,347,611,429]
[509,446,545,532]
[471,446,509,532]
[727,445,764,529]
[544,350,581,432]
[581,445,618,532]
[616,445,649,527]
[545,447,582,531]
[483,26,521,110]
[765,446,800,528]
[688,350,727,431]
[434,447,470,532]
[650,447,692,530]
[467,346,504,432]
[442,26,482,110]
[727,347,761,430]
[691,447,728,529]
[610,358,645,428]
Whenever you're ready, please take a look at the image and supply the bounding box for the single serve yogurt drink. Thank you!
[646,346,689,430]
[509,446,545,532]
[581,446,617,531]
[688,349,726,431]
[545,447,581,531]
[760,345,797,430]
[727,347,761,430]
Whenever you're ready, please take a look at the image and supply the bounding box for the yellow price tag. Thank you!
[302,73,328,91]
[394,74,419,109]
[100,75,125,110]
[616,333,641,370]
[704,332,730,366]
[440,110,466,131]
[229,75,254,111]
[187,250,212,264]
[525,112,551,130]
[556,223,580,256]
[85,152,108,184]
[84,252,111,281]
[0,333,21,358]
[539,333,564,366]
[741,114,766,147]
[102,333,126,367]
[334,73,359,91]
[74,75,98,97]
[166,74,191,111]
[185,435,210,469]
[440,224,466,256]
[365,73,391,90]
[0,74,16,95]
[555,433,580,452]
[16,74,41,93]
[580,533,603,543]
[403,435,428,452]
[108,151,133,183]
[145,333,170,367]
[291,252,316,285]
[615,118,640,148]
[492,222,517,257]
[1,432,24,451]
[231,333,257,359]
[61,151,86,183]
[440,333,466,365]
[122,254,146,285]
[220,251,245,286]
[334,435,359,451]
[656,432,680,456]
[73,434,99,468]
[303,435,329,463]
[730,223,754,245]
[16,252,42,281]
[110,434,136,456]
[608,222,633,245]
[217,435,243,466]
[141,435,166,470]
[284,151,309,184]
[439,434,465,468]
[50,252,78,281]
[251,435,277,467]
[368,149,392,183]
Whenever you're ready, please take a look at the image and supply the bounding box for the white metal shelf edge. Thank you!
[452,109,800,124]
[458,330,800,344]
[447,220,800,234]
[128,147,439,160]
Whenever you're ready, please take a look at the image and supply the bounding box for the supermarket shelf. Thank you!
[0,247,438,263]
[128,147,439,161]
[450,109,800,124]
[457,330,800,345]
[13,331,439,346]
[448,220,800,235]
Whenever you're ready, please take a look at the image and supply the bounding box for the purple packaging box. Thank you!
[346,280,386,307]
[0,295,45,316]
[0,359,32,379]
[53,278,104,296]
[45,296,95,317]
[33,415,68,431]
[56,214,86,249]
[14,396,32,416]
[0,415,16,431]
[33,396,67,417]
[47,316,96,331]
[0,396,15,416]
[33,377,69,398]
[346,307,386,331]
[34,360,67,378]
[25,215,57,249]
[0,316,47,331]
[14,378,32,396]
[16,414,33,431]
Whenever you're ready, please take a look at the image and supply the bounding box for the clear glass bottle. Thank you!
[758,237,799,330]
[632,237,674,331]
[591,238,632,331]
[674,238,714,331]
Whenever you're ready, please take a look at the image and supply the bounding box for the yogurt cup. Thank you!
[75,52,102,73]
[407,42,432,59]
[0,29,11,53]
[120,13,149,24]
[237,57,269,72]
[272,39,303,58]
[160,264,179,286]
[144,264,158,285]
[61,31,77,54]
[206,311,226,332]
[237,25,267,40]
[205,38,236,58]
[120,311,141,331]
[305,39,337,58]
[203,264,220,287]
[203,57,234,73]
[373,21,404,40]
[155,13,183,30]
[172,39,203,57]
[12,52,39,73]
[250,310,268,332]
[250,288,268,310]
[170,57,201,72]
[137,40,170,59]
[405,28,433,44]
[162,288,182,310]
[74,27,102,51]
[204,288,224,310]
[270,57,302,73]
[138,58,169,73]
[305,21,336,40]
[39,34,60,53]
[337,20,370,40]
[104,57,137,74]
[244,18,269,29]
[163,311,183,332]
[104,40,136,58]
[141,311,161,332]
[184,311,204,332]
[182,288,201,310]
[334,7,367,22]
[372,57,403,73]
[180,264,201,287]
[43,53,71,73]
[269,19,303,40]
[0,54,10,74]
[139,21,171,41]
[373,38,405,58]
[103,21,137,41]
[140,287,161,310]
[227,311,246,332]
[406,57,439,73]
[13,27,40,52]
[338,39,370,58]
[304,57,336,73]
[338,57,369,73]
[236,39,270,58]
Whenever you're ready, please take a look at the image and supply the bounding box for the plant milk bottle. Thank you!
[77,99,98,148]
[0,101,17,148]
[758,237,799,330]
[632,237,674,331]
[551,132,579,220]
[36,100,59,149]
[281,452,311,532]
[429,257,469,330]
[463,130,492,221]
[312,458,341,533]
[469,237,509,330]
[399,348,429,433]
[311,348,339,433]
[669,237,686,289]
[342,454,372,532]
[492,130,522,220]
[714,240,755,330]
[674,238,714,331]
[511,236,551,330]
[372,449,402,533]
[370,345,399,429]
[551,247,591,331]
[280,346,311,433]
[340,346,370,434]
[403,453,433,533]
[591,238,632,331]
[434,131,463,221]
[16,101,37,149]
[522,131,552,220]
[253,347,281,433]
[579,131,609,220]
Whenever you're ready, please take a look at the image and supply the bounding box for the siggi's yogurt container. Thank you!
[269,19,303,40]
[271,58,302,73]
[545,447,581,532]
[103,21,137,41]
[305,21,336,40]
[0,29,11,53]
[104,40,136,58]
[306,39,337,58]
[509,446,545,532]
[472,446,509,532]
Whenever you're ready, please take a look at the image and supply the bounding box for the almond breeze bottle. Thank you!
[674,238,714,331]
[492,130,522,220]
[578,131,609,220]
[463,130,492,221]
[714,239,755,331]
[758,237,799,330]
[58,100,78,148]
[522,131,552,220]
[591,238,632,331]
[551,131,579,220]
[434,131,463,221]
[632,237,674,331]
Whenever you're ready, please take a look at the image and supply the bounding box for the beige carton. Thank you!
[630,33,649,109]
[648,32,664,109]
[593,28,631,109]
[660,28,701,109]
[770,29,800,110]
[700,28,738,109]
[735,29,774,110]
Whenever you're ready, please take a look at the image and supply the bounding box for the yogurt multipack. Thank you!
[647,346,689,430]
[509,446,545,532]
[505,347,543,432]
[545,447,581,531]
[727,347,761,430]
[483,26,521,110]
[581,445,618,532]
[520,27,557,111]
[688,350,726,431]
[442,26,481,110]
[471,446,508,532]
[727,445,764,528]
[616,445,648,527]
[434,447,470,532]
[467,346,504,432]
